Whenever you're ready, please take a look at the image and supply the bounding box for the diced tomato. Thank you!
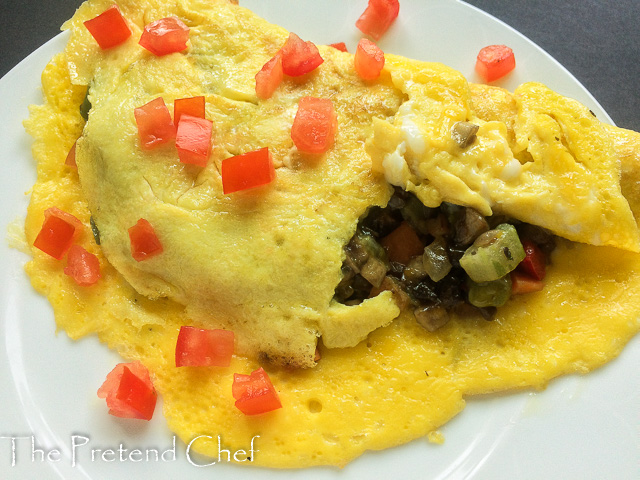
[174,96,205,125]
[511,271,544,295]
[221,147,276,194]
[232,367,282,415]
[329,42,348,52]
[355,0,400,41]
[134,97,175,149]
[380,221,424,265]
[63,245,101,286]
[475,44,516,83]
[255,53,283,100]
[84,5,132,50]
[128,218,163,261]
[175,326,234,367]
[139,16,190,56]
[516,240,546,280]
[97,361,157,421]
[290,97,338,155]
[175,114,213,167]
[231,373,252,400]
[280,33,324,77]
[231,372,252,401]
[354,38,385,80]
[33,207,83,260]
[65,140,78,168]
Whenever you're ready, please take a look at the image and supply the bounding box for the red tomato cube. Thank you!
[97,361,157,421]
[134,97,175,149]
[128,218,163,261]
[329,42,348,52]
[231,372,252,400]
[232,367,282,415]
[356,0,400,41]
[255,53,284,100]
[84,5,132,50]
[64,245,101,286]
[291,97,338,155]
[280,32,324,77]
[175,326,235,367]
[221,147,276,194]
[176,114,213,167]
[33,207,83,260]
[516,240,546,280]
[139,16,190,56]
[174,96,206,125]
[475,45,516,83]
[354,38,385,81]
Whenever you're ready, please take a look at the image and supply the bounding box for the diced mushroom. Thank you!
[360,256,388,288]
[402,256,427,284]
[453,208,489,246]
[370,276,413,310]
[451,121,480,148]
[414,305,450,332]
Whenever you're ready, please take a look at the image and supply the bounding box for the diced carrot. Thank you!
[380,221,424,265]
[511,271,544,295]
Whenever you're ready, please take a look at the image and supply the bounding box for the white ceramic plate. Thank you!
[1,1,638,478]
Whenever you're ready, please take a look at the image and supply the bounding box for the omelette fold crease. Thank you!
[22,0,640,469]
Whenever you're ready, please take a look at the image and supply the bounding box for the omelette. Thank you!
[22,0,640,469]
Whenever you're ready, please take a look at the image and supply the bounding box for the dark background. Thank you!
[1,0,638,132]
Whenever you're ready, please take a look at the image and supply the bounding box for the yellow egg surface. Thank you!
[68,0,407,368]
[369,58,640,252]
[22,0,640,469]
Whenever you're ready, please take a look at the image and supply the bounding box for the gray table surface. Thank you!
[1,0,638,131]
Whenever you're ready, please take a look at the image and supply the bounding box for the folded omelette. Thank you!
[23,0,640,468]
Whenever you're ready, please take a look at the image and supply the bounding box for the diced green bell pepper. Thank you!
[467,275,512,308]
[459,223,525,282]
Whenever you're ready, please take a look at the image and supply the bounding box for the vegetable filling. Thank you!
[335,188,556,330]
